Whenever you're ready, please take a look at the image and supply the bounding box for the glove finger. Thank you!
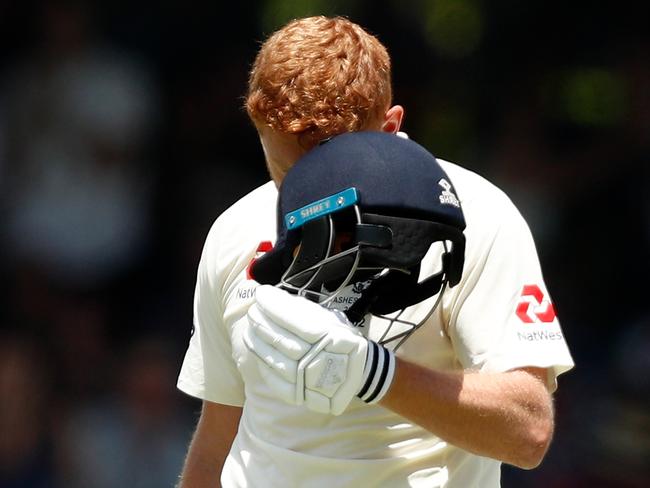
[256,285,344,342]
[259,363,301,406]
[248,304,311,361]
[322,326,365,355]
[243,320,298,384]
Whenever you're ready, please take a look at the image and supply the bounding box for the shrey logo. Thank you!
[515,285,556,323]
[438,178,460,207]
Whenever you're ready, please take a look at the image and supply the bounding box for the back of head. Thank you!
[246,16,392,149]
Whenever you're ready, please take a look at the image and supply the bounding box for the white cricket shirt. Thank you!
[178,161,574,487]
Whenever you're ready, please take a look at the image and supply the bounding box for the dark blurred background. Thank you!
[0,1,648,487]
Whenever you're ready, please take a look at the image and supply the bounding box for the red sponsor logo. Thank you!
[515,285,556,324]
[246,241,273,280]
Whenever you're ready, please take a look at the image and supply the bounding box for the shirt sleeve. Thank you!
[177,222,246,406]
[446,194,574,389]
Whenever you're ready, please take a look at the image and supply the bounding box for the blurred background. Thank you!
[0,1,648,487]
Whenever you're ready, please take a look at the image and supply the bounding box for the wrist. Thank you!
[357,341,396,404]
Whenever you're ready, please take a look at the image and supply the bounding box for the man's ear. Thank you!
[381,105,404,134]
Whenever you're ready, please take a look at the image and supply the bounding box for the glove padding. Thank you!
[244,285,396,415]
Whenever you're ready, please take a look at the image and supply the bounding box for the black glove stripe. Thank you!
[365,346,391,403]
[357,341,378,399]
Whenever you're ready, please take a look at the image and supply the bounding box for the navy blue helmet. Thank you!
[251,131,466,330]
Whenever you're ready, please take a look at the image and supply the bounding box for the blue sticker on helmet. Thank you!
[285,187,358,229]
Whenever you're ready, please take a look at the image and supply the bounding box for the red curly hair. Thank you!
[246,16,393,149]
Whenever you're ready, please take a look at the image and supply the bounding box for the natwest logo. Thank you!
[515,285,556,324]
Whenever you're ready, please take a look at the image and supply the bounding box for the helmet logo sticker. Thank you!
[285,188,358,229]
[438,179,460,207]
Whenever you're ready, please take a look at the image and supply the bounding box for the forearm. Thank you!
[379,358,554,469]
[178,437,226,488]
[177,402,242,488]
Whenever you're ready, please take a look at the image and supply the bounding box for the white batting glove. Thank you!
[244,285,396,415]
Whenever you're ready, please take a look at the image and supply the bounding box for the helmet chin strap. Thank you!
[344,240,451,323]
